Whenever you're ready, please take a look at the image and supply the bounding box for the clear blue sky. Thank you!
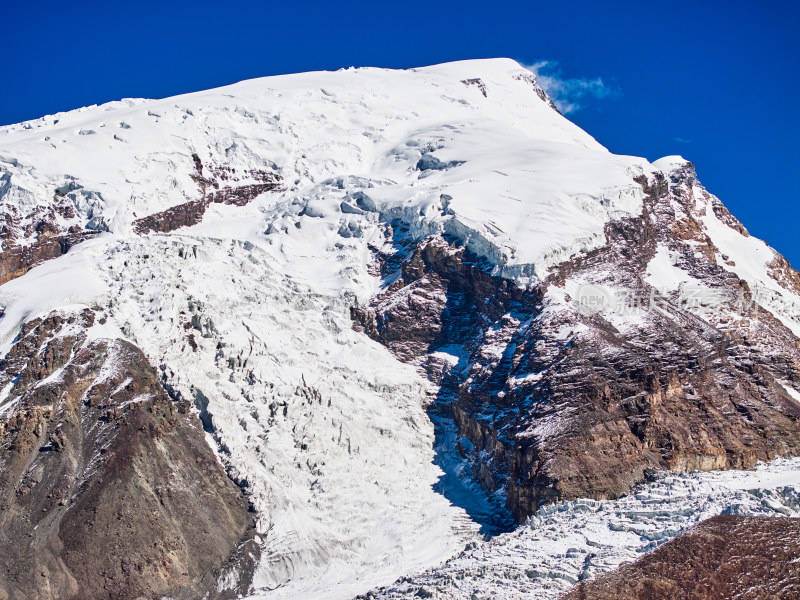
[2,0,798,264]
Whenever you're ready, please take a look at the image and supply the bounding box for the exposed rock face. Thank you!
[0,183,100,285]
[513,72,562,113]
[0,227,96,285]
[132,153,282,234]
[354,164,800,522]
[562,515,800,600]
[0,310,257,600]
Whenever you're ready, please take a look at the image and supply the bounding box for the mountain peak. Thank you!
[0,59,799,600]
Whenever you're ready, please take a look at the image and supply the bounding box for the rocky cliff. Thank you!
[354,161,800,522]
[0,310,257,600]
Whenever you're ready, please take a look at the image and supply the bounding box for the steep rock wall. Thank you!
[354,167,800,522]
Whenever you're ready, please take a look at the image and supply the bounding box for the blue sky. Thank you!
[2,0,798,264]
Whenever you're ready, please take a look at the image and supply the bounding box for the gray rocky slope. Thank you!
[0,311,257,600]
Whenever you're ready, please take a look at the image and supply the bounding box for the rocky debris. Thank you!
[0,310,257,600]
[133,153,282,234]
[561,515,800,600]
[354,165,800,523]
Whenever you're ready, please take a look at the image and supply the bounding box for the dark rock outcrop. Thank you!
[0,228,97,285]
[460,78,488,98]
[133,154,282,234]
[0,189,100,285]
[132,198,208,235]
[0,310,258,600]
[562,515,800,600]
[513,72,561,113]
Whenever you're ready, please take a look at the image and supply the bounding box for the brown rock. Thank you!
[132,154,282,235]
[0,311,258,600]
[562,515,800,600]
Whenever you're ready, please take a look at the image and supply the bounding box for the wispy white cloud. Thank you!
[523,60,619,114]
[673,137,693,144]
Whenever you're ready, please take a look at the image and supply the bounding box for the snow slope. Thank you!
[0,58,649,281]
[0,59,798,598]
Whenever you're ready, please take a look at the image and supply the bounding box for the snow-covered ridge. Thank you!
[652,155,800,336]
[0,58,650,281]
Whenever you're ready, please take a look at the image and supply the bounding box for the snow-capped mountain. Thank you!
[0,58,798,600]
